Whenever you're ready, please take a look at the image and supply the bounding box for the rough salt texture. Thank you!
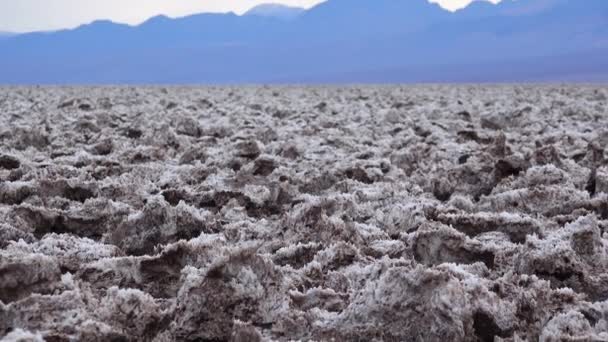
[1,85,607,341]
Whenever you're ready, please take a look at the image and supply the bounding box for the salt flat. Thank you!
[1,85,607,341]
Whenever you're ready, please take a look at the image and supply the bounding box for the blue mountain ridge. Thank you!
[0,0,606,83]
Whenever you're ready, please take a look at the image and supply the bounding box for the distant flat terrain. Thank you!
[1,86,607,341]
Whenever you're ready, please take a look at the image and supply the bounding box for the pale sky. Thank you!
[0,0,501,33]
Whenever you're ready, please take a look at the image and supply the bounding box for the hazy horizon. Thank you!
[0,0,500,33]
[1,0,605,84]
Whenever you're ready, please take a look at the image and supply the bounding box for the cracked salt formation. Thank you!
[0,85,607,341]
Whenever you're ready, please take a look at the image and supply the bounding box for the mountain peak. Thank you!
[244,3,305,20]
[142,15,171,24]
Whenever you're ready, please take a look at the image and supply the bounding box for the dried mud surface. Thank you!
[1,86,608,341]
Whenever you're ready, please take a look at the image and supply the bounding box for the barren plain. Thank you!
[1,86,608,341]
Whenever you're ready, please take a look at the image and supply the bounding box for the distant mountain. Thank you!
[0,0,606,83]
[244,3,305,20]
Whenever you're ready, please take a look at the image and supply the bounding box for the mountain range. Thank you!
[244,3,305,20]
[0,0,607,84]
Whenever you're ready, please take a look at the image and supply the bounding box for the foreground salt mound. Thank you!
[0,85,607,341]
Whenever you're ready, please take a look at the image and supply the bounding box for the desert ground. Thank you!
[1,85,607,341]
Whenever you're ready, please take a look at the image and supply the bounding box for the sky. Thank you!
[0,0,501,33]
